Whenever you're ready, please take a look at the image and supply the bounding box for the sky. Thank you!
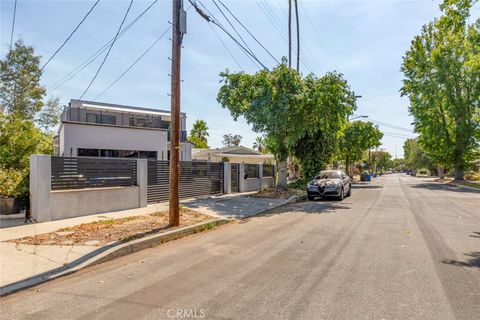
[1,0,479,158]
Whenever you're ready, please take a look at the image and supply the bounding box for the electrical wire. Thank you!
[208,23,243,70]
[190,0,268,70]
[94,27,171,100]
[217,0,279,64]
[47,0,159,94]
[79,0,134,99]
[299,1,339,71]
[211,0,257,63]
[41,0,101,71]
[196,0,261,70]
[9,0,18,50]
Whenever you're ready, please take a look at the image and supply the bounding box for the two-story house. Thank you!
[57,99,193,161]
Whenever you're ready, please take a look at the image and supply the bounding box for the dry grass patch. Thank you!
[248,187,305,200]
[11,209,214,246]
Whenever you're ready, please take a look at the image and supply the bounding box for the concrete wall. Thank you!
[30,156,148,222]
[50,186,140,220]
[239,163,275,192]
[59,122,168,160]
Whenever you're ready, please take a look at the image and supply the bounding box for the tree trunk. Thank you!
[276,159,288,191]
[438,165,444,179]
[454,168,464,181]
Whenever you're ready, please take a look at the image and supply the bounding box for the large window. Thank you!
[245,164,259,178]
[78,148,100,157]
[263,164,274,177]
[78,148,156,159]
[86,113,116,125]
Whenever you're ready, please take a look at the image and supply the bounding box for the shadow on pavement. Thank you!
[245,200,351,222]
[410,183,480,193]
[442,232,480,269]
[351,184,383,189]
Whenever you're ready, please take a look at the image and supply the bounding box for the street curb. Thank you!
[0,218,230,297]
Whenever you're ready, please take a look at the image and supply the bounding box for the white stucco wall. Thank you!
[59,122,168,160]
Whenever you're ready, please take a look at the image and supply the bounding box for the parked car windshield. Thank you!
[316,171,342,179]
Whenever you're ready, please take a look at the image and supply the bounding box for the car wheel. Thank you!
[346,185,351,197]
[307,195,315,201]
[338,188,344,201]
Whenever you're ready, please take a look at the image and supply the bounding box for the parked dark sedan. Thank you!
[307,170,351,201]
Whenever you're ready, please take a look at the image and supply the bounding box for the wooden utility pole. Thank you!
[294,0,300,72]
[169,0,185,226]
[288,0,292,68]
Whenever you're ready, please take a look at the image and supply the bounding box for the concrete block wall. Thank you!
[30,155,148,222]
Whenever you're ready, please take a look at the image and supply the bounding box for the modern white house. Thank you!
[57,99,193,161]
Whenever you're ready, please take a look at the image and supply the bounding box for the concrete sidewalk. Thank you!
[0,192,299,291]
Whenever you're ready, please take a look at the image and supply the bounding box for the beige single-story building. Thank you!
[192,146,275,165]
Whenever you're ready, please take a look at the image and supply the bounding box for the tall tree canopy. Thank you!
[401,0,480,179]
[222,134,243,147]
[0,40,46,121]
[341,121,384,174]
[218,60,304,190]
[403,138,434,170]
[290,72,356,179]
[188,119,209,149]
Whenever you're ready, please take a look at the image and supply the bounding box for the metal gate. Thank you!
[147,161,223,204]
[231,163,240,193]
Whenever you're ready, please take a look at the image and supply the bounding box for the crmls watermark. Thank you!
[167,308,206,319]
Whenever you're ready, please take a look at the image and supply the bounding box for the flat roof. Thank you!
[70,99,186,117]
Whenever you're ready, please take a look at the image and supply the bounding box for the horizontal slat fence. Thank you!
[51,157,137,190]
[147,160,223,203]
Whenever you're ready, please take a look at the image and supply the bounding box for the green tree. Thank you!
[341,121,384,174]
[401,0,480,180]
[290,72,356,179]
[188,119,209,149]
[370,150,393,173]
[403,138,434,171]
[0,114,53,198]
[222,134,243,147]
[253,136,268,153]
[0,40,46,121]
[218,60,304,190]
[37,97,62,132]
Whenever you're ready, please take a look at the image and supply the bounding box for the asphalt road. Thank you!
[1,174,479,320]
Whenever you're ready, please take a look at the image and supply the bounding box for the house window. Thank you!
[263,164,274,177]
[118,150,138,158]
[86,113,116,125]
[100,149,119,157]
[86,113,97,124]
[78,148,100,157]
[139,151,157,159]
[245,164,259,178]
[129,117,147,127]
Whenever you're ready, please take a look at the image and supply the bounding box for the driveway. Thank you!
[1,174,479,320]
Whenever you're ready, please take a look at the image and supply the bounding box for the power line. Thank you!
[196,0,261,70]
[190,0,268,70]
[79,0,134,99]
[211,0,257,64]
[299,1,339,71]
[94,27,171,100]
[208,23,243,70]
[41,0,101,71]
[216,0,279,64]
[255,0,316,73]
[47,0,159,94]
[9,0,18,50]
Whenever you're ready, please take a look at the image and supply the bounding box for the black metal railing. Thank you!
[51,156,137,190]
[147,160,223,203]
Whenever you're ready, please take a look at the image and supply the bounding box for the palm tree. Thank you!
[188,119,209,149]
